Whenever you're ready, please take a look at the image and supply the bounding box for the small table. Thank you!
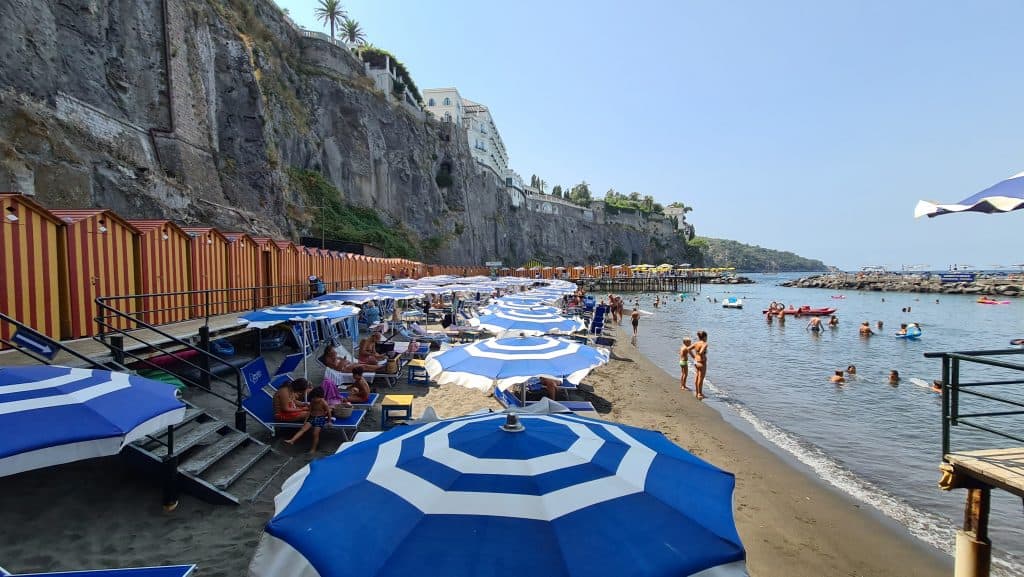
[406,359,429,385]
[381,394,414,430]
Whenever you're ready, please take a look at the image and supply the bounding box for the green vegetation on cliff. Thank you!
[694,237,827,272]
[288,168,418,258]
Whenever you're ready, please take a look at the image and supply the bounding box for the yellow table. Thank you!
[406,359,429,385]
[381,394,414,430]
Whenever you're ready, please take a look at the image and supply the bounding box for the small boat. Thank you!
[761,305,837,316]
[831,295,846,299]
[722,297,743,309]
[977,298,1011,305]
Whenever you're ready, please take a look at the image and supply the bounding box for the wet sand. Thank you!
[0,327,951,576]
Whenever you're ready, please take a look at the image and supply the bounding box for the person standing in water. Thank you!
[678,337,693,391]
[806,316,824,332]
[692,331,709,400]
[630,307,641,343]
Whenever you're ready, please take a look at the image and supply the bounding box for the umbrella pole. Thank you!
[302,322,309,379]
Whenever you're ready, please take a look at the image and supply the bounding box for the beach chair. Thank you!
[241,357,294,397]
[494,386,595,412]
[273,352,304,379]
[397,323,449,343]
[242,384,366,440]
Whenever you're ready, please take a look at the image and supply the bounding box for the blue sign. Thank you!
[11,327,59,359]
[939,273,976,283]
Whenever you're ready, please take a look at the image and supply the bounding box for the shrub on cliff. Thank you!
[288,167,418,258]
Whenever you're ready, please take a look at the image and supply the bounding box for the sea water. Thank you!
[628,273,1024,575]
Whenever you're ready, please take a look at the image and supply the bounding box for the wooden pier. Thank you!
[927,348,1024,577]
[580,275,702,294]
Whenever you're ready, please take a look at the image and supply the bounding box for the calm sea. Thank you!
[627,273,1024,575]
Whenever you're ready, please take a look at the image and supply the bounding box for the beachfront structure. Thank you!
[0,194,64,344]
[504,169,525,207]
[424,88,510,180]
[128,220,193,326]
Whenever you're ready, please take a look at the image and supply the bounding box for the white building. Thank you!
[423,87,464,125]
[423,89,510,180]
[504,169,524,207]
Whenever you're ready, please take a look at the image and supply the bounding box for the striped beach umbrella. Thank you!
[0,366,186,477]
[373,288,423,301]
[1,565,196,576]
[480,302,562,316]
[238,301,361,329]
[475,309,585,336]
[424,335,607,391]
[314,290,379,304]
[915,171,1024,218]
[250,411,746,577]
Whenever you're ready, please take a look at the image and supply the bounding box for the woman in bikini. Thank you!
[678,337,693,391]
[692,331,709,400]
[272,379,310,422]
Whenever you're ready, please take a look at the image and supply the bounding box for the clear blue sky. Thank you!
[277,0,1023,270]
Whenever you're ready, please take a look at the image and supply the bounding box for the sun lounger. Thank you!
[242,384,366,441]
[273,352,304,378]
[494,386,595,412]
[241,357,294,397]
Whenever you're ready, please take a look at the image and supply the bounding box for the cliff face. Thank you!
[0,0,692,265]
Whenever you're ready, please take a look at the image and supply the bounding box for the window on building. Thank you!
[443,97,451,106]
[444,112,452,122]
[428,98,435,107]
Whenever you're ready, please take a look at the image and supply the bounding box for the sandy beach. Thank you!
[0,326,951,577]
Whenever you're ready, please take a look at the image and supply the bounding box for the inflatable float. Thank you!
[895,326,923,340]
[761,305,837,316]
[831,295,846,299]
[722,296,743,309]
[977,297,1011,305]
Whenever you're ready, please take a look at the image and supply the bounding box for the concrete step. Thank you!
[203,440,273,491]
[148,419,224,459]
[179,429,249,476]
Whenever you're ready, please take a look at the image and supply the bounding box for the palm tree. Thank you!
[340,17,366,45]
[315,0,346,40]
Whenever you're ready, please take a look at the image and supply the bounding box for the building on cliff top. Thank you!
[423,88,509,181]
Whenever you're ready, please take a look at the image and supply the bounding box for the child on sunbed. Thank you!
[285,387,330,454]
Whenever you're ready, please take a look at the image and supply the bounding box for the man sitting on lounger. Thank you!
[539,377,560,400]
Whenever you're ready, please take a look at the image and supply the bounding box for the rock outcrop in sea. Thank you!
[782,273,1022,296]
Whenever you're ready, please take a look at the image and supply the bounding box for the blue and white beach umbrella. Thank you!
[424,335,607,391]
[915,170,1024,217]
[480,302,562,316]
[2,565,196,577]
[240,302,361,376]
[239,301,362,329]
[249,411,746,577]
[0,366,186,477]
[475,308,585,337]
[314,290,379,304]
[373,288,423,301]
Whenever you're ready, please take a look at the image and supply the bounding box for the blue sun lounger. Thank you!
[242,385,366,441]
[494,386,595,412]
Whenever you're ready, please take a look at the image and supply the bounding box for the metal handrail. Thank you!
[0,312,106,369]
[927,348,1024,457]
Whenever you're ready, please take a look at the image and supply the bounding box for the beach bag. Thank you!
[334,404,353,419]
[211,338,235,357]
[384,352,400,374]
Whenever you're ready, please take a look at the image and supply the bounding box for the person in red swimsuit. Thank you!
[273,379,310,422]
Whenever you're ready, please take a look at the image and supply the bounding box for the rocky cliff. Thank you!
[0,0,694,266]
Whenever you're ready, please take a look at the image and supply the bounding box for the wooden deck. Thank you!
[0,313,250,367]
[945,447,1024,496]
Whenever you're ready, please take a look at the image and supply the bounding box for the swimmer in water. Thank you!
[830,370,846,384]
[859,321,874,336]
[828,315,839,328]
[896,323,908,336]
[931,380,943,393]
[877,320,884,330]
[889,370,900,385]
[846,364,857,376]
[806,316,823,332]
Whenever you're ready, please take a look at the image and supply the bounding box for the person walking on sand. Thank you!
[678,336,694,391]
[630,307,641,339]
[692,331,709,400]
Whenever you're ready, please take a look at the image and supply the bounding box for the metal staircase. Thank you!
[123,400,289,505]
[1,291,295,507]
